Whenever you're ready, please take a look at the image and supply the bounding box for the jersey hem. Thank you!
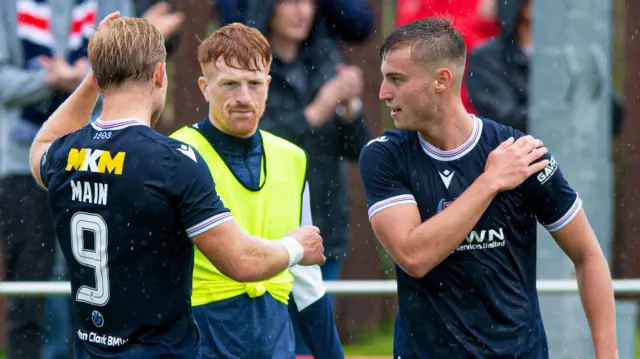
[187,212,234,237]
[368,194,417,220]
[544,195,582,232]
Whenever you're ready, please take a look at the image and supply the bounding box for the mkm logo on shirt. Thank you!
[66,148,126,175]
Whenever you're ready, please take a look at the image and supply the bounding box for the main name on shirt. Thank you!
[65,147,125,206]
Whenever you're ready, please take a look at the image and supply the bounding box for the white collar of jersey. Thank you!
[91,118,147,131]
[418,115,483,162]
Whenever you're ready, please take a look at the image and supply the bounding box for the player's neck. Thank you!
[99,87,154,126]
[418,102,473,151]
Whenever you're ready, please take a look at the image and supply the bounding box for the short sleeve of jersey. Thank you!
[40,136,66,188]
[522,151,581,232]
[165,143,233,238]
[359,135,417,221]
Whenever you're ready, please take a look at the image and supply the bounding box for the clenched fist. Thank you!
[287,226,326,266]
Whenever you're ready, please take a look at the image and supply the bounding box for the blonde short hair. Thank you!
[88,17,167,90]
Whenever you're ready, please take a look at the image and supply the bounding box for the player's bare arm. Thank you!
[193,220,326,282]
[551,210,618,359]
[371,135,549,278]
[29,73,100,188]
[29,12,120,189]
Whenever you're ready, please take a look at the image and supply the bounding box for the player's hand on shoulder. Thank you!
[287,226,326,266]
[484,135,549,192]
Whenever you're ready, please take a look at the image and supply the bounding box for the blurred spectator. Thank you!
[243,0,370,354]
[217,0,373,43]
[466,0,623,136]
[0,1,100,358]
[88,1,184,123]
[466,0,531,132]
[396,0,499,114]
[135,1,184,56]
[396,0,498,50]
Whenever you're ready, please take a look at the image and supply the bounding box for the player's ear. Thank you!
[154,62,165,89]
[197,76,210,102]
[264,76,271,102]
[434,67,452,93]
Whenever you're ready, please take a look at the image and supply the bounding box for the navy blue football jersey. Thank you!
[40,118,232,358]
[359,116,581,359]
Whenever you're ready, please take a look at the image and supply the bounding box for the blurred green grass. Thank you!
[0,329,638,358]
[0,329,396,358]
[343,324,394,356]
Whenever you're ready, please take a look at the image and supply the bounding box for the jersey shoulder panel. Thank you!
[363,129,417,157]
[366,129,413,146]
[130,129,204,173]
[361,129,420,174]
[359,130,419,220]
[477,116,526,143]
[153,135,202,166]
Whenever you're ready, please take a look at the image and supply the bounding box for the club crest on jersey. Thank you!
[91,310,104,328]
[66,148,126,175]
[437,199,454,213]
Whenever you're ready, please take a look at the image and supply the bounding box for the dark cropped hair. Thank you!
[380,17,466,67]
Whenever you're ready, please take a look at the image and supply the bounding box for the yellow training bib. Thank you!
[171,126,307,306]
